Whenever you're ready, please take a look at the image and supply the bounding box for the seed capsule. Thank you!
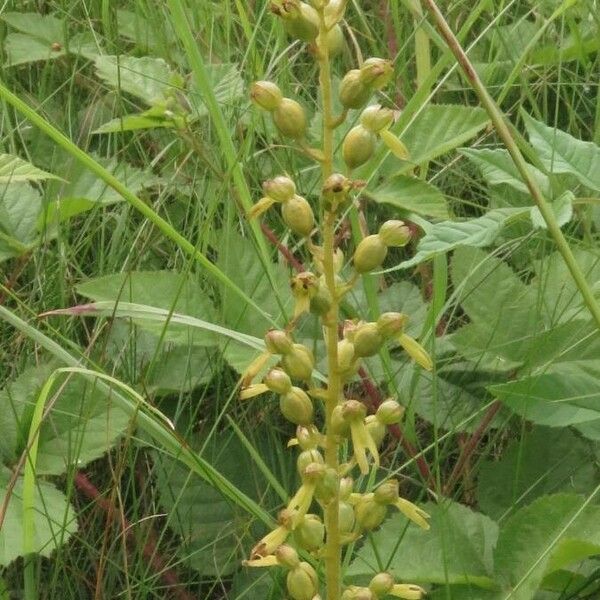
[353,234,387,273]
[264,368,292,394]
[250,80,283,111]
[379,220,411,247]
[359,57,393,89]
[342,125,377,169]
[281,194,315,237]
[263,175,296,202]
[360,104,394,133]
[286,561,319,600]
[294,514,325,552]
[376,399,404,424]
[265,329,294,355]
[339,69,371,109]
[351,322,383,357]
[280,387,314,425]
[273,98,307,139]
[355,494,387,531]
[282,343,315,380]
[376,312,408,338]
[309,278,333,316]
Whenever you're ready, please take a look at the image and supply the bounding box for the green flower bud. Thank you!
[294,514,325,552]
[378,220,411,247]
[339,477,354,500]
[342,125,377,169]
[277,1,320,43]
[265,329,294,354]
[353,234,387,273]
[351,322,383,357]
[342,399,368,421]
[297,449,324,476]
[365,415,386,448]
[342,587,375,600]
[251,80,283,111]
[359,57,393,89]
[325,23,345,56]
[275,544,300,569]
[331,404,350,436]
[338,500,356,534]
[282,343,315,380]
[287,562,319,600]
[369,573,395,596]
[374,479,399,505]
[264,368,292,394]
[282,194,315,237]
[301,461,326,484]
[339,69,371,109]
[281,387,314,425]
[376,399,404,424]
[263,175,296,202]
[355,494,387,531]
[296,425,321,450]
[309,278,333,316]
[360,104,394,133]
[376,312,408,338]
[273,98,307,139]
[315,467,339,504]
[336,339,358,379]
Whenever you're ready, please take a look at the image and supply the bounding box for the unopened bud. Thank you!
[330,404,350,436]
[337,339,356,373]
[352,322,383,357]
[353,234,387,273]
[376,399,404,424]
[338,500,356,534]
[309,279,333,316]
[360,104,394,133]
[315,467,339,504]
[355,495,387,531]
[278,1,320,43]
[359,57,393,89]
[297,449,324,476]
[342,587,374,600]
[369,573,395,596]
[263,175,296,202]
[273,98,307,139]
[376,312,408,338]
[302,461,326,483]
[282,343,315,381]
[294,514,325,552]
[339,69,371,109]
[342,399,367,421]
[264,368,292,394]
[342,125,377,169]
[296,425,321,450]
[275,544,300,569]
[339,477,354,499]
[287,562,319,600]
[251,80,283,111]
[281,387,314,425]
[379,220,410,247]
[265,329,294,354]
[325,23,345,55]
[374,479,399,505]
[282,194,315,237]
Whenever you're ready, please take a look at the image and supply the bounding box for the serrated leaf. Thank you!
[0,363,130,475]
[0,182,43,262]
[522,113,600,192]
[477,426,598,520]
[367,175,450,219]
[530,190,574,229]
[0,468,78,566]
[494,494,600,600]
[76,271,217,347]
[460,148,551,197]
[94,55,175,104]
[347,500,499,589]
[391,208,528,271]
[0,154,61,183]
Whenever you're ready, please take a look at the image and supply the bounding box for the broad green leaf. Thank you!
[0,363,130,475]
[0,182,42,262]
[477,426,598,520]
[522,113,600,192]
[76,272,218,347]
[0,468,78,566]
[460,148,551,197]
[4,33,66,66]
[391,208,528,271]
[530,190,574,229]
[94,55,175,104]
[494,494,600,600]
[93,113,176,134]
[347,500,499,589]
[153,434,257,577]
[191,63,245,111]
[396,105,490,170]
[367,175,450,219]
[1,12,63,41]
[0,154,61,184]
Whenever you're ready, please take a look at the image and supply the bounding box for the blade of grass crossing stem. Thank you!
[0,304,273,528]
[421,0,600,332]
[167,0,288,319]
[0,81,274,325]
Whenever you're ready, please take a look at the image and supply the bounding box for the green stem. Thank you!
[317,9,341,600]
[421,0,600,332]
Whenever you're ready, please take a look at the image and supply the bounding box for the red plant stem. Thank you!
[444,400,502,495]
[74,472,193,600]
[260,223,304,273]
